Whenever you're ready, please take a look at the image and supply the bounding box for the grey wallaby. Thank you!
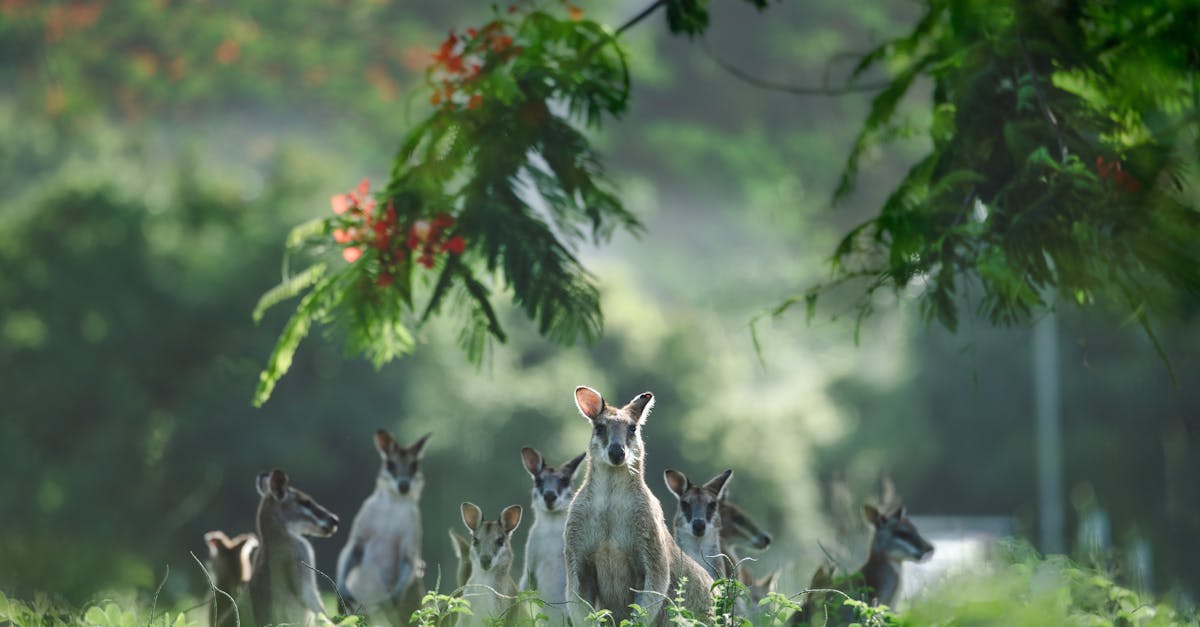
[249,469,339,627]
[460,502,524,626]
[336,430,431,626]
[564,386,713,625]
[203,530,257,627]
[518,445,585,625]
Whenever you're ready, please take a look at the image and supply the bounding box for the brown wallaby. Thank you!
[719,499,772,558]
[203,531,258,627]
[249,469,340,627]
[664,468,734,580]
[518,446,585,621]
[791,505,933,625]
[337,430,430,626]
[448,528,472,591]
[461,502,524,625]
[564,386,713,624]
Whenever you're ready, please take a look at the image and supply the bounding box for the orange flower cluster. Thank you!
[428,19,521,111]
[329,178,465,283]
[1096,155,1142,194]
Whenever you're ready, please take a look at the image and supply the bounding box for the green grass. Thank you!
[2,544,1197,627]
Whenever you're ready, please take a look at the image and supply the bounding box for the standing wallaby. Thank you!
[203,531,258,627]
[519,447,585,626]
[449,528,472,591]
[664,468,734,580]
[249,469,339,627]
[461,502,524,625]
[337,430,431,625]
[564,386,713,624]
[791,505,933,625]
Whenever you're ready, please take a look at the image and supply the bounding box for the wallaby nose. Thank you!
[323,516,339,535]
[398,480,410,494]
[607,444,625,465]
[480,556,492,571]
[544,492,558,508]
[756,533,772,549]
[691,520,706,536]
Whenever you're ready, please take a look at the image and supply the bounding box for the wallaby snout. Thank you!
[752,531,772,549]
[606,443,626,465]
[691,519,706,537]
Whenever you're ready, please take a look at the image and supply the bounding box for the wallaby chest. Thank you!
[346,491,421,602]
[524,515,568,601]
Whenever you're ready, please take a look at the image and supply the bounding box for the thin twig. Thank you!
[699,39,892,96]
[580,0,668,61]
[190,551,242,627]
[144,565,169,627]
[299,560,351,619]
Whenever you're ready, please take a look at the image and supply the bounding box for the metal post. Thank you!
[1033,310,1065,554]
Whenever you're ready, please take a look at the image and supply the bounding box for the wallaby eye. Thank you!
[628,423,637,435]
[593,423,607,437]
[497,537,505,547]
[706,502,717,517]
[472,538,479,547]
[386,460,397,474]
[409,461,418,473]
[681,503,692,517]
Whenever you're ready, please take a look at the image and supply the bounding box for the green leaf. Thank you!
[252,264,327,323]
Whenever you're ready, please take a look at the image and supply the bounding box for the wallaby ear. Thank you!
[520,447,544,477]
[575,386,605,420]
[625,391,655,425]
[664,469,689,498]
[238,537,258,582]
[893,505,908,520]
[500,504,523,534]
[256,471,272,497]
[705,469,734,499]
[448,528,470,559]
[268,469,289,500]
[374,429,396,456]
[461,502,482,532]
[561,451,586,478]
[408,432,433,457]
[863,504,882,527]
[204,530,231,555]
[229,533,257,553]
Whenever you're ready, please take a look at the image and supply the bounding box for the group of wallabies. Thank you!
[203,386,934,626]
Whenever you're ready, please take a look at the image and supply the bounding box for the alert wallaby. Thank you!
[518,446,585,620]
[719,500,772,559]
[461,502,524,625]
[203,531,258,627]
[337,430,430,625]
[249,469,339,627]
[449,528,472,590]
[564,386,713,624]
[664,468,734,580]
[791,505,933,625]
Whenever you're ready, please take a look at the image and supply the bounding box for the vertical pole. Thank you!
[1033,310,1065,554]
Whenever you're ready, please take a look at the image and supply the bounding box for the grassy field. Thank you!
[2,542,1195,627]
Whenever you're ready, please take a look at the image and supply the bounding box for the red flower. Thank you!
[356,178,370,198]
[466,28,478,38]
[444,235,466,255]
[467,93,482,110]
[431,214,456,231]
[333,228,352,244]
[377,273,394,287]
[331,194,349,215]
[343,246,363,263]
[418,254,435,268]
[491,35,513,53]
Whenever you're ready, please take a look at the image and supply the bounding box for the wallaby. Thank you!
[249,469,340,627]
[203,530,258,627]
[791,505,933,625]
[449,528,472,591]
[337,430,431,625]
[738,567,779,605]
[518,445,585,622]
[460,502,524,625]
[719,499,772,559]
[664,468,734,580]
[564,386,713,624]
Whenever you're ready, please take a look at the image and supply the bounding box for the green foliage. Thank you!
[254,3,638,404]
[805,0,1200,341]
[411,590,472,627]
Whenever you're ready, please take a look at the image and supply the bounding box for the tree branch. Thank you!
[699,38,891,96]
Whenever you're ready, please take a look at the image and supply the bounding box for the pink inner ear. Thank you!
[575,386,604,418]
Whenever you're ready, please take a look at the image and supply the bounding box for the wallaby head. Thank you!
[204,530,258,584]
[520,447,585,514]
[720,500,773,550]
[664,468,732,540]
[374,430,431,498]
[256,469,339,537]
[864,505,933,563]
[738,567,779,603]
[461,502,522,574]
[573,386,654,472]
